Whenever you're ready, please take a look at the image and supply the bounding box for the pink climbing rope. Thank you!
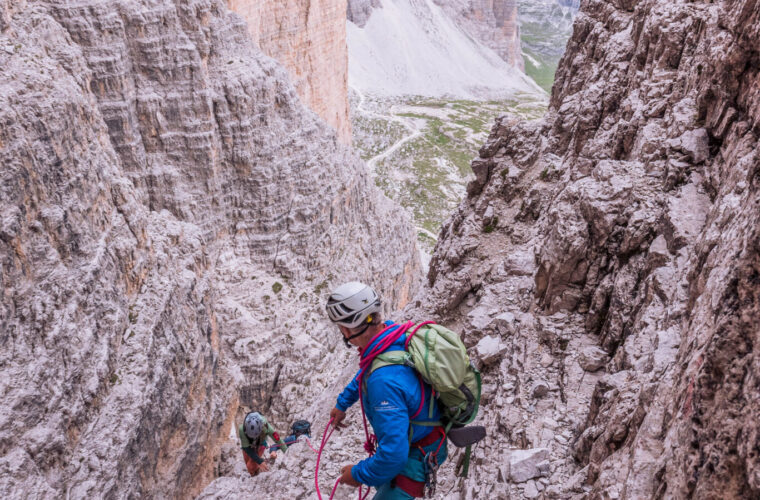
[304,437,319,454]
[355,322,415,455]
[315,418,335,500]
[315,419,372,500]
[404,321,434,349]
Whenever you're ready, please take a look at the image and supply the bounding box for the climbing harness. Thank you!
[423,451,439,497]
[314,419,372,500]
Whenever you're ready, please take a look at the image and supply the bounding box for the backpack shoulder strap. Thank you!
[368,350,412,374]
[364,350,412,393]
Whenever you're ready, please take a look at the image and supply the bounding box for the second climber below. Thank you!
[238,411,288,477]
[325,282,447,499]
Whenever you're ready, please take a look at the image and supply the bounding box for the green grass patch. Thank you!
[351,94,548,249]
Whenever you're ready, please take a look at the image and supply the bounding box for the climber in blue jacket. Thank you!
[325,282,447,499]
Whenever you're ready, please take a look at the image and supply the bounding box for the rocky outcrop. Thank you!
[227,0,352,143]
[0,1,418,497]
[434,0,524,70]
[412,0,760,498]
[347,0,380,27]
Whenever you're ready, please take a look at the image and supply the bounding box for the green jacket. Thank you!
[239,416,287,464]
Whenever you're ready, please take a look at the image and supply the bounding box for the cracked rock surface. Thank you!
[406,0,760,498]
[0,1,418,498]
[2,0,759,498]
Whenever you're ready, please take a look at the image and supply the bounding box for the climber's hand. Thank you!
[259,461,270,472]
[330,407,347,429]
[340,465,360,487]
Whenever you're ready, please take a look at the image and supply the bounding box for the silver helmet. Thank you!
[244,412,264,439]
[326,282,382,329]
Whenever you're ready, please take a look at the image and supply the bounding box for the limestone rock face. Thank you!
[410,0,760,498]
[227,0,352,143]
[434,0,524,70]
[0,1,418,498]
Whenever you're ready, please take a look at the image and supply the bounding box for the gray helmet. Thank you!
[244,412,264,439]
[326,282,382,329]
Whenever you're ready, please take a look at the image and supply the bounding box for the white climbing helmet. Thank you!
[325,282,382,329]
[244,412,264,439]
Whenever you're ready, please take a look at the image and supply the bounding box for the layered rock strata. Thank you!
[227,0,352,143]
[411,0,760,498]
[204,0,758,496]
[0,1,418,498]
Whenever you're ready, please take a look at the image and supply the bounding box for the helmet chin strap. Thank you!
[343,322,371,348]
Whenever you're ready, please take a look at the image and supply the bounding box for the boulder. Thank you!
[531,380,550,398]
[509,448,550,483]
[475,335,506,365]
[468,306,494,330]
[524,480,540,498]
[578,346,608,372]
[491,311,516,334]
[678,128,710,164]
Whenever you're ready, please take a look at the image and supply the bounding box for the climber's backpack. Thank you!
[367,322,484,476]
[291,419,311,438]
[369,322,482,427]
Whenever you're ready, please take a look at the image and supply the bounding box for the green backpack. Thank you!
[368,321,482,429]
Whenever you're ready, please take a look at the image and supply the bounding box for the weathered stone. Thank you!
[661,182,710,253]
[483,204,495,226]
[524,480,540,498]
[0,1,419,498]
[647,234,670,270]
[346,0,380,27]
[671,128,710,164]
[509,448,550,483]
[540,353,554,367]
[475,335,507,366]
[537,460,552,477]
[489,311,517,338]
[468,305,494,330]
[578,346,609,372]
[417,0,760,497]
[433,0,523,70]
[532,380,550,398]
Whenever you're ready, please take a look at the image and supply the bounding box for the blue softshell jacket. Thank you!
[335,322,441,487]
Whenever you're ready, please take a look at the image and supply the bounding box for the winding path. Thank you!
[351,85,423,173]
[351,86,438,243]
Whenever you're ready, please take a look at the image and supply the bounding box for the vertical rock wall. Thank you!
[0,0,418,497]
[227,0,352,144]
